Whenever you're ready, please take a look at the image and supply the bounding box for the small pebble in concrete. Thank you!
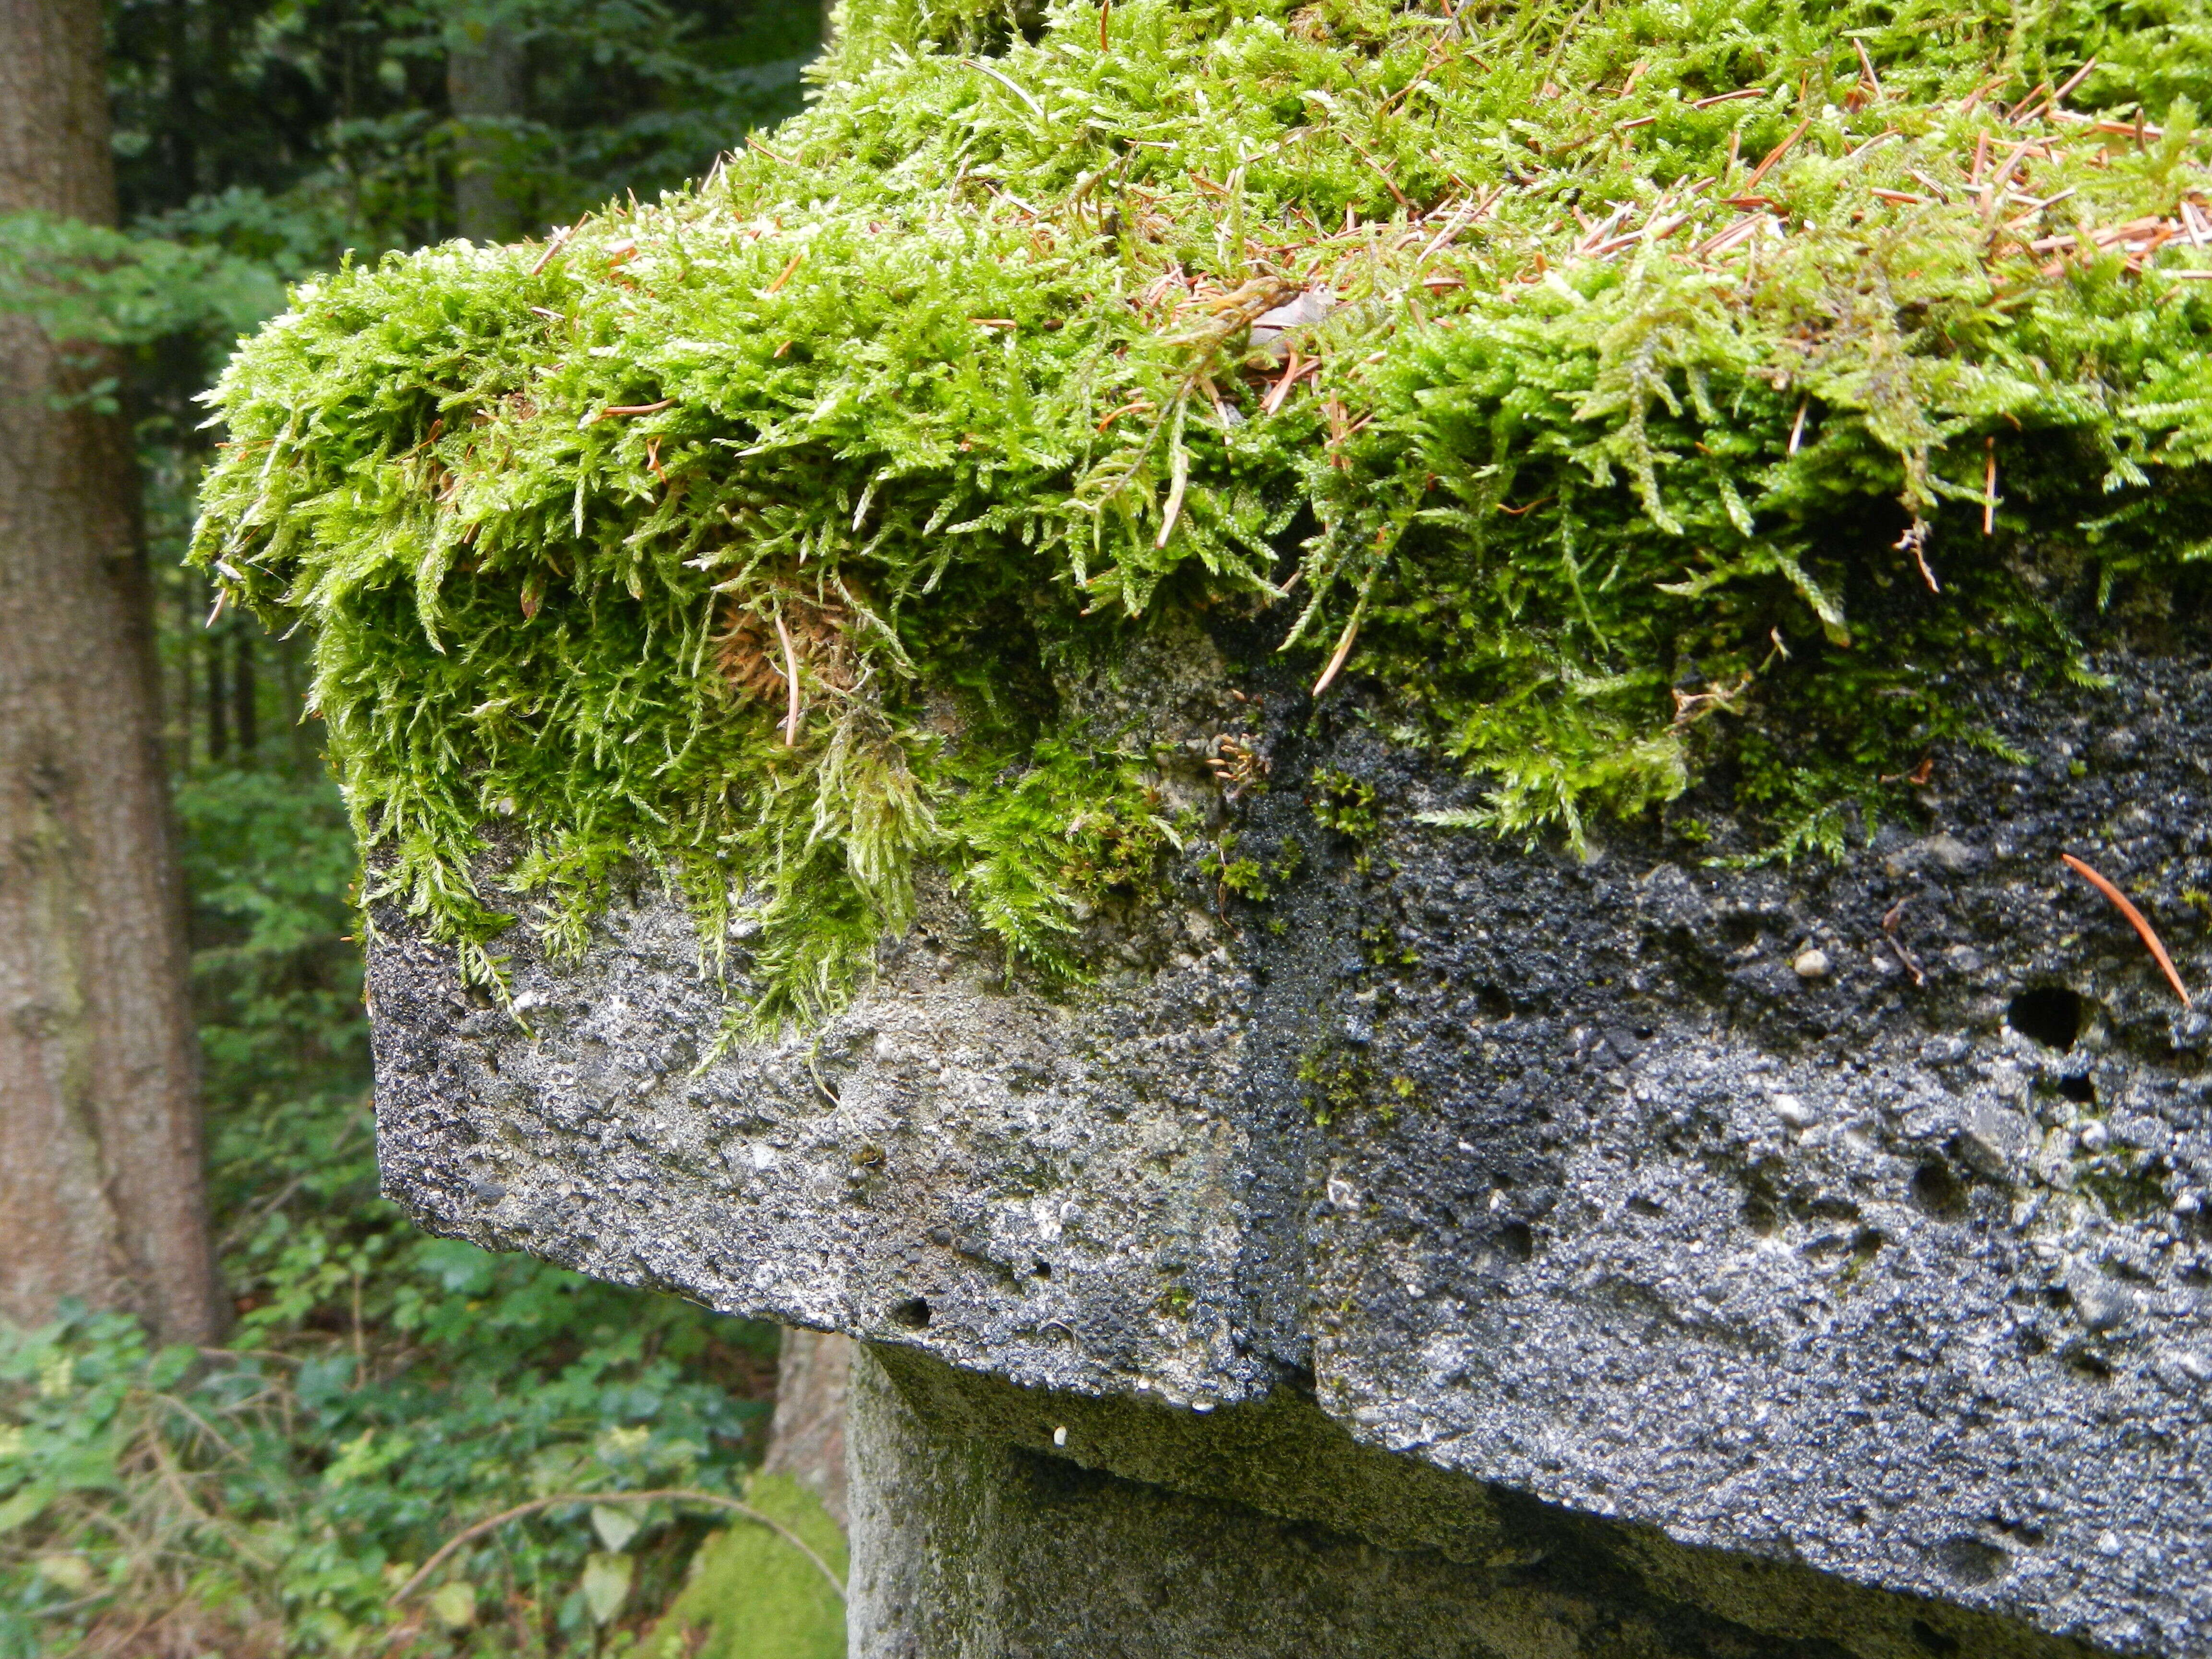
[1053,1425,1068,1447]
[1793,949,1831,980]
[1772,1094,1812,1130]
[2071,1273,2135,1333]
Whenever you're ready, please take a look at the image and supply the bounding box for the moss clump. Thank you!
[1298,1038,1418,1127]
[195,0,2212,1027]
[1310,769,1379,840]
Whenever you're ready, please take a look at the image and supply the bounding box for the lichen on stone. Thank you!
[193,0,2212,1027]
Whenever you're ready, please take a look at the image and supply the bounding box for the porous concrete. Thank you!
[367,622,2212,1656]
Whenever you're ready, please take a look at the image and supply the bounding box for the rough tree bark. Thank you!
[764,1329,851,1528]
[0,0,224,1345]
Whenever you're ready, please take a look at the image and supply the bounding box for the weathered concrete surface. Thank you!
[367,618,2212,1657]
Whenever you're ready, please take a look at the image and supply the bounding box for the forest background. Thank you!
[0,0,833,1651]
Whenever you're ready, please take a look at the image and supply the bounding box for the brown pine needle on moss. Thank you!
[2062,854,2195,1010]
[1853,38,1883,100]
[528,220,578,276]
[1743,118,1813,191]
[765,250,806,294]
[1313,614,1358,697]
[583,398,674,426]
[1897,519,1941,592]
[2052,58,2099,108]
[774,611,803,745]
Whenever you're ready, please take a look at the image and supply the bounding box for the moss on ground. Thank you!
[638,1473,846,1659]
[195,0,2212,1026]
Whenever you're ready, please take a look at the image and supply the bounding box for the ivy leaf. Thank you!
[581,1551,634,1625]
[591,1502,643,1551]
[430,1581,478,1629]
[0,1483,53,1534]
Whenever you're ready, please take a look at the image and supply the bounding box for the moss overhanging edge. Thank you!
[193,0,2212,1029]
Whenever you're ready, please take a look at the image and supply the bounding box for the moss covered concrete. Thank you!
[195,0,2212,1026]
[365,596,2212,1653]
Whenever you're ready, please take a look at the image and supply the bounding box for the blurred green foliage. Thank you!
[0,701,794,1651]
[0,692,787,1657]
[0,0,821,1648]
[105,0,819,253]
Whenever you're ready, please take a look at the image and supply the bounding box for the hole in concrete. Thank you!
[1910,1161,1969,1222]
[1910,1618,1962,1655]
[2056,1071,2097,1104]
[889,1296,932,1329]
[2008,986,2084,1051]
[1932,1536,2010,1586]
[1470,984,1514,1022]
[1844,1227,1885,1278]
[1496,1221,1535,1261]
[2063,1347,2114,1383]
[1738,1164,1782,1236]
[1033,1260,1052,1278]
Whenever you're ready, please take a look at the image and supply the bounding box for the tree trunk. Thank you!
[764,1328,851,1528]
[233,630,257,758]
[0,0,224,1346]
[206,623,230,763]
[447,5,525,244]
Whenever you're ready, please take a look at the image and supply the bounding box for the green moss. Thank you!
[638,1473,846,1659]
[1310,769,1379,841]
[1298,1037,1409,1127]
[2075,1145,2173,1221]
[1215,842,1274,902]
[1208,827,1303,902]
[1358,921,1420,970]
[194,0,2212,1026]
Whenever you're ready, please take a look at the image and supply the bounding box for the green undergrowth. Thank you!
[0,757,783,1656]
[195,0,2212,1027]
